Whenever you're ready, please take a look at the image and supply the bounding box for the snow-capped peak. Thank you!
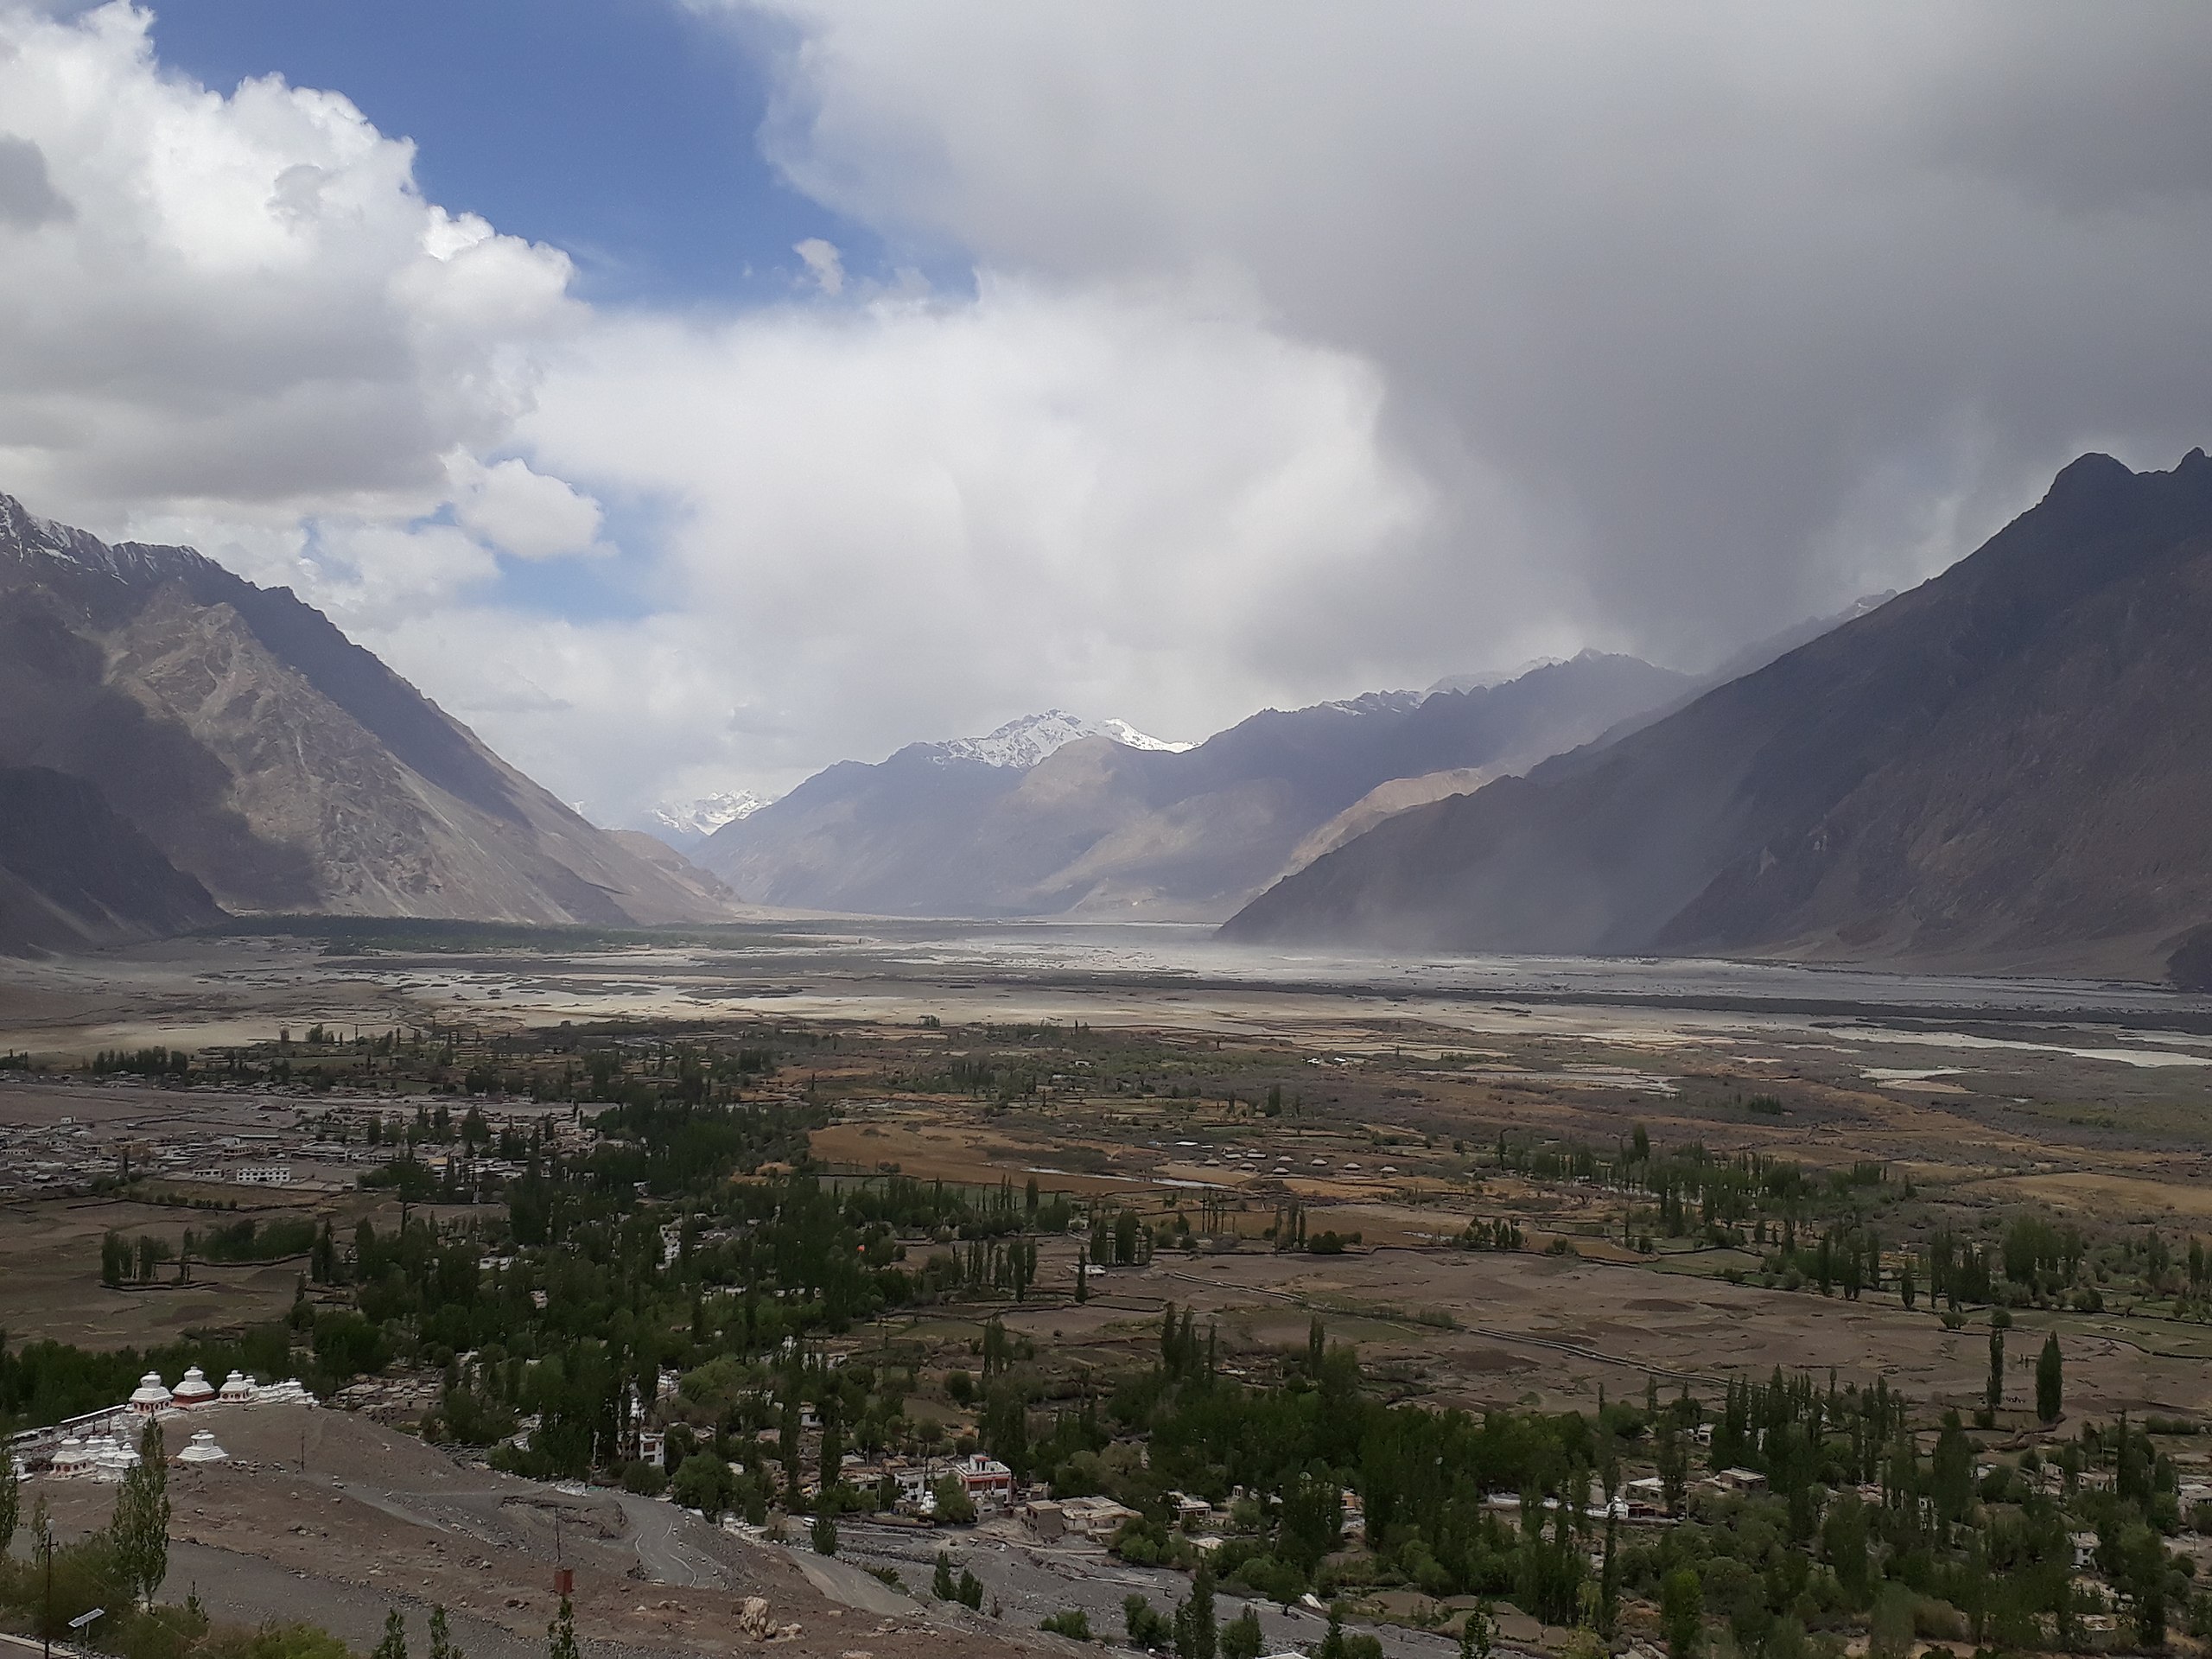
[1099,719,1189,753]
[925,710,1189,769]
[646,790,773,842]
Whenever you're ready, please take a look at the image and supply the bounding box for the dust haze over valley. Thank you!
[10,9,2212,1659]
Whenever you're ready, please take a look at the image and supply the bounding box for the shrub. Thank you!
[1040,1609,1091,1639]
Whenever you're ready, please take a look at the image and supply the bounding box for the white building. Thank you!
[957,1453,1014,1503]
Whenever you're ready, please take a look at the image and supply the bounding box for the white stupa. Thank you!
[176,1429,227,1464]
[49,1437,94,1478]
[129,1371,172,1415]
[219,1370,255,1402]
[172,1365,215,1408]
[91,1433,141,1482]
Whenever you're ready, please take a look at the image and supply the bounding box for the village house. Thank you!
[1058,1494,1141,1538]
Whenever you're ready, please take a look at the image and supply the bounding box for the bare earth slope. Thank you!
[700,652,1689,919]
[0,493,728,936]
[0,764,224,952]
[1225,450,2212,981]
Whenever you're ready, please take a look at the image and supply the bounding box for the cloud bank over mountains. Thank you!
[4,2,2212,819]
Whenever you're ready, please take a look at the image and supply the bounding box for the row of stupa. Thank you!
[128,1366,313,1414]
[8,1365,315,1476]
[45,1426,229,1479]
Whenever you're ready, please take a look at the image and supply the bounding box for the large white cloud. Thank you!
[0,3,582,572]
[413,276,1442,812]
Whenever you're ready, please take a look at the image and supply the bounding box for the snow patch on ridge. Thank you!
[647,791,774,842]
[925,709,1189,769]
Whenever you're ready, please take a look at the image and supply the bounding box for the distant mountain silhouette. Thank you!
[697,653,1691,918]
[1226,450,2212,983]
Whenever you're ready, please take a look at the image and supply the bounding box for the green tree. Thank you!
[1656,1427,1688,1514]
[372,1611,408,1659]
[1125,1595,1173,1649]
[1223,1607,1264,1659]
[1042,1610,1093,1640]
[0,1440,18,1559]
[2037,1332,2064,1423]
[957,1568,983,1611]
[932,1475,976,1524]
[1821,1493,1872,1608]
[1930,1409,1974,1524]
[428,1606,461,1659]
[1317,1607,1383,1659]
[111,1417,171,1605]
[546,1598,580,1659]
[1599,1512,1619,1636]
[2120,1522,2170,1648]
[1661,1568,1703,1659]
[810,1508,837,1556]
[1986,1325,2004,1418]
[1174,1559,1217,1659]
[1868,1585,1916,1659]
[1460,1601,1496,1659]
[671,1452,728,1520]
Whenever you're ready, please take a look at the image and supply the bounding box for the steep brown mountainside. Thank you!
[1225,450,2212,982]
[698,653,1691,918]
[0,493,730,936]
[0,765,223,952]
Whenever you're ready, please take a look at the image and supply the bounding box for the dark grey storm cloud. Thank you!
[750,3,2212,671]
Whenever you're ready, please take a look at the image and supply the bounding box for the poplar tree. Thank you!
[372,1611,409,1659]
[1173,1560,1216,1659]
[2037,1332,2064,1423]
[0,1440,17,1558]
[429,1605,462,1659]
[111,1418,170,1605]
[546,1598,580,1659]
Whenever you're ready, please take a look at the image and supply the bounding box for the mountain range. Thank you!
[1225,450,2212,982]
[692,654,1694,918]
[0,493,732,952]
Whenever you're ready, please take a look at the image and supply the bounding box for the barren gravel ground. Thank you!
[19,1404,1054,1659]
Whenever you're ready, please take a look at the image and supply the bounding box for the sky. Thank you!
[2,3,2210,823]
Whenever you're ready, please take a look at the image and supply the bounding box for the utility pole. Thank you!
[41,1527,53,1659]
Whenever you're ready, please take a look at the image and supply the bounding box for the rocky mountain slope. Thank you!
[0,493,732,947]
[1225,451,2212,982]
[696,652,1690,918]
[0,765,225,952]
